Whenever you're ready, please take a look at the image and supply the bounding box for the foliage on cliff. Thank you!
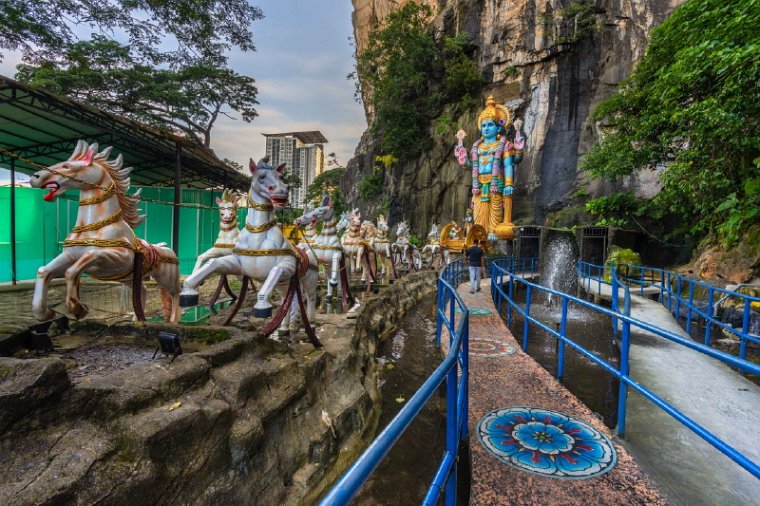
[583,0,760,246]
[353,3,483,160]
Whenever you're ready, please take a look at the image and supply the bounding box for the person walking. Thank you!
[466,240,486,294]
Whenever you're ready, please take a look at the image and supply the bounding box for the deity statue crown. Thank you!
[477,95,511,129]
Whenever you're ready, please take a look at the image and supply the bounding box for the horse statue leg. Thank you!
[180,255,241,307]
[32,254,75,321]
[151,248,181,323]
[253,263,295,318]
[63,252,101,319]
[328,251,340,299]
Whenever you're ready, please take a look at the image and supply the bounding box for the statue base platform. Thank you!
[495,222,516,240]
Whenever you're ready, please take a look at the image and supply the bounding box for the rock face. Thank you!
[346,0,682,236]
[0,272,436,505]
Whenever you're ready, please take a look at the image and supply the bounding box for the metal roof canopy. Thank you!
[0,76,249,190]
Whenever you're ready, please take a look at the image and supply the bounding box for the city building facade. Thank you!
[263,131,327,208]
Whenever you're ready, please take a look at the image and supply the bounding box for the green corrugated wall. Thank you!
[0,186,246,282]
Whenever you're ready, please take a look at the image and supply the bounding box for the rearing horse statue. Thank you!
[191,189,240,274]
[180,158,320,345]
[29,141,181,323]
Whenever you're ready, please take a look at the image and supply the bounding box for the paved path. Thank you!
[451,279,665,506]
[579,275,760,505]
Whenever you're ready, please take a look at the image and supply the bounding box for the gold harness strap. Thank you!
[65,235,177,281]
[70,209,123,233]
[78,183,116,206]
[245,220,277,233]
[213,243,235,249]
[311,244,342,251]
[232,245,309,278]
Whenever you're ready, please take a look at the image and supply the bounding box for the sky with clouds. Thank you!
[0,0,367,171]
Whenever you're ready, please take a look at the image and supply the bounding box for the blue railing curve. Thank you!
[319,259,470,505]
[492,261,760,480]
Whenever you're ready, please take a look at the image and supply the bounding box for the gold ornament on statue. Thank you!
[477,95,511,130]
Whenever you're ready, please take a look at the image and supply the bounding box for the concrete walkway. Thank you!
[579,275,760,506]
[451,280,665,506]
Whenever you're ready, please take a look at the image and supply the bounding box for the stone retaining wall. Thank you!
[0,271,437,505]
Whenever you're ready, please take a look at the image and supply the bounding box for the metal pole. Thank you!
[10,159,17,284]
[617,315,631,437]
[705,288,714,346]
[445,364,458,506]
[740,299,750,373]
[523,285,531,351]
[558,298,568,381]
[173,143,182,255]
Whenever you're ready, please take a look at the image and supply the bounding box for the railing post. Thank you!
[558,298,568,381]
[639,268,644,296]
[507,275,514,326]
[705,288,714,346]
[686,283,694,334]
[739,299,750,374]
[462,314,469,438]
[449,291,456,344]
[436,279,443,346]
[675,276,682,321]
[523,285,532,351]
[616,314,631,437]
[611,268,619,336]
[445,363,458,506]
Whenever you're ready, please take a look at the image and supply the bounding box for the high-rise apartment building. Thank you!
[263,131,327,208]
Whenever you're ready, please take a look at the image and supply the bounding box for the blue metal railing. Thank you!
[320,259,470,505]
[589,262,760,368]
[491,261,760,480]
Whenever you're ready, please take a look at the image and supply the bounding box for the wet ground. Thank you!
[355,296,446,505]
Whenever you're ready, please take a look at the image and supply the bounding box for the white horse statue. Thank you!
[340,208,373,292]
[421,223,443,269]
[392,220,420,273]
[192,189,240,274]
[294,195,351,305]
[370,215,397,280]
[29,141,180,323]
[180,158,320,345]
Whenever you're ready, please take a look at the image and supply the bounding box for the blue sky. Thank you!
[0,0,366,172]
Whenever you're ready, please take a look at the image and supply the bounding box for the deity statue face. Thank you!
[480,119,499,141]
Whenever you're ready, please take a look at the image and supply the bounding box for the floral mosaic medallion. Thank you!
[470,337,516,357]
[476,407,617,479]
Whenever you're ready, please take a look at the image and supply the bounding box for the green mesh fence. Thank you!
[0,186,247,282]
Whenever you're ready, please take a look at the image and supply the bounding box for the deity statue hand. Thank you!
[513,118,525,150]
[472,186,481,196]
[454,129,469,166]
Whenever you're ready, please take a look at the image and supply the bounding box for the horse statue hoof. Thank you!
[180,293,199,307]
[254,306,273,318]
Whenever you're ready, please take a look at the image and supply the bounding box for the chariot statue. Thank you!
[454,95,526,240]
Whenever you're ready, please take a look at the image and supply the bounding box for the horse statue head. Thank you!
[336,211,350,232]
[361,220,377,239]
[216,189,239,228]
[295,196,335,228]
[348,208,362,228]
[376,214,389,234]
[248,157,289,209]
[428,223,439,240]
[396,220,409,238]
[30,140,144,228]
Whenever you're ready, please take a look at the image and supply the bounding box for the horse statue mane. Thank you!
[70,140,144,229]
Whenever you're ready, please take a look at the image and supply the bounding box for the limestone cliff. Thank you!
[346,0,682,236]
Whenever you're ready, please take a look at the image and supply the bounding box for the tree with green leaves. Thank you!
[352,3,483,159]
[583,0,759,246]
[306,167,347,215]
[2,0,263,147]
[0,0,262,65]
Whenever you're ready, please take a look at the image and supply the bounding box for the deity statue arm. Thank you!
[512,118,526,164]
